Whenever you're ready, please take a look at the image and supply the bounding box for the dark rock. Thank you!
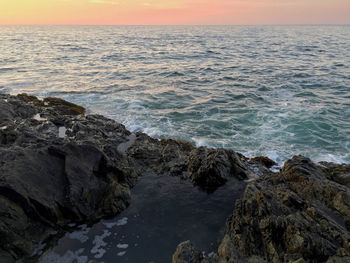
[0,94,134,261]
[42,97,85,115]
[215,156,350,262]
[172,156,350,263]
[0,94,252,261]
[251,156,277,168]
[3,93,349,263]
[319,161,350,188]
[188,147,249,190]
[17,93,85,115]
[172,241,205,263]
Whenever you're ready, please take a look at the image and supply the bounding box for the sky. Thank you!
[0,0,349,25]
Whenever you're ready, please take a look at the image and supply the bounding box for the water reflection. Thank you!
[39,175,246,263]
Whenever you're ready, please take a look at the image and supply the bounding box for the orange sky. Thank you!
[0,0,349,25]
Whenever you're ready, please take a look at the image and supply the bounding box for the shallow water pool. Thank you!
[39,175,246,263]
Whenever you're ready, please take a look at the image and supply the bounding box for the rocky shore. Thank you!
[0,94,349,263]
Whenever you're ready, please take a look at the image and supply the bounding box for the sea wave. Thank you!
[0,25,349,164]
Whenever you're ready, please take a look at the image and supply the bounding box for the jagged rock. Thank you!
[215,156,350,263]
[250,156,277,168]
[319,161,350,188]
[17,93,85,115]
[172,241,205,263]
[0,94,252,261]
[4,93,349,263]
[172,156,350,263]
[187,147,249,189]
[0,94,136,261]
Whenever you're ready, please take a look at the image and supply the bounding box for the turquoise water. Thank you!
[1,25,349,163]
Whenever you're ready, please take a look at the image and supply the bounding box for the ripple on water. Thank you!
[0,25,349,164]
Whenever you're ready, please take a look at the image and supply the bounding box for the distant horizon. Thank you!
[1,23,350,26]
[1,0,349,25]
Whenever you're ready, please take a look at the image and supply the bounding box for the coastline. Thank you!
[0,93,349,262]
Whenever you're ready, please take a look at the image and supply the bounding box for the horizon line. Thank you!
[1,23,350,26]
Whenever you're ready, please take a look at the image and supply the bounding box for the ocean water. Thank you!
[0,25,349,164]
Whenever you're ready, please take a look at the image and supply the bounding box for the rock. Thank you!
[172,241,204,263]
[214,156,350,262]
[0,94,252,261]
[250,156,277,168]
[17,93,85,115]
[319,161,350,188]
[0,94,136,261]
[187,147,249,190]
[127,135,250,190]
[326,256,350,262]
[4,93,349,263]
[42,97,85,115]
[172,156,350,263]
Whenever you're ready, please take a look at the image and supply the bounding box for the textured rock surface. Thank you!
[0,94,135,261]
[172,156,350,263]
[172,241,205,263]
[2,93,349,263]
[0,94,251,262]
[250,156,277,168]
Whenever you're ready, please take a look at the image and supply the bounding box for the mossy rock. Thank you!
[43,97,85,115]
[17,93,85,115]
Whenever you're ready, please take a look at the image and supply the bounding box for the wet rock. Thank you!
[0,94,252,261]
[172,241,204,263]
[0,94,135,261]
[215,156,350,262]
[6,93,349,263]
[319,161,350,188]
[172,156,350,263]
[17,93,85,115]
[188,147,249,190]
[250,156,277,168]
[42,97,85,115]
[127,134,250,190]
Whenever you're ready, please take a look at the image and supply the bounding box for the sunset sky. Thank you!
[0,0,349,25]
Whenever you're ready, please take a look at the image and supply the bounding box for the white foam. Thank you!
[33,113,47,121]
[192,137,211,147]
[68,225,90,243]
[269,165,282,173]
[116,217,128,226]
[102,221,118,229]
[117,251,127,256]
[314,153,347,164]
[91,230,111,259]
[117,243,128,249]
[127,100,145,110]
[0,126,7,130]
[58,126,67,138]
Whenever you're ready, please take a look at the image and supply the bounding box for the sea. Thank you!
[0,25,349,164]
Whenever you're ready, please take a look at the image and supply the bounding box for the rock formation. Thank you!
[173,157,350,263]
[0,93,349,262]
[0,93,251,262]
